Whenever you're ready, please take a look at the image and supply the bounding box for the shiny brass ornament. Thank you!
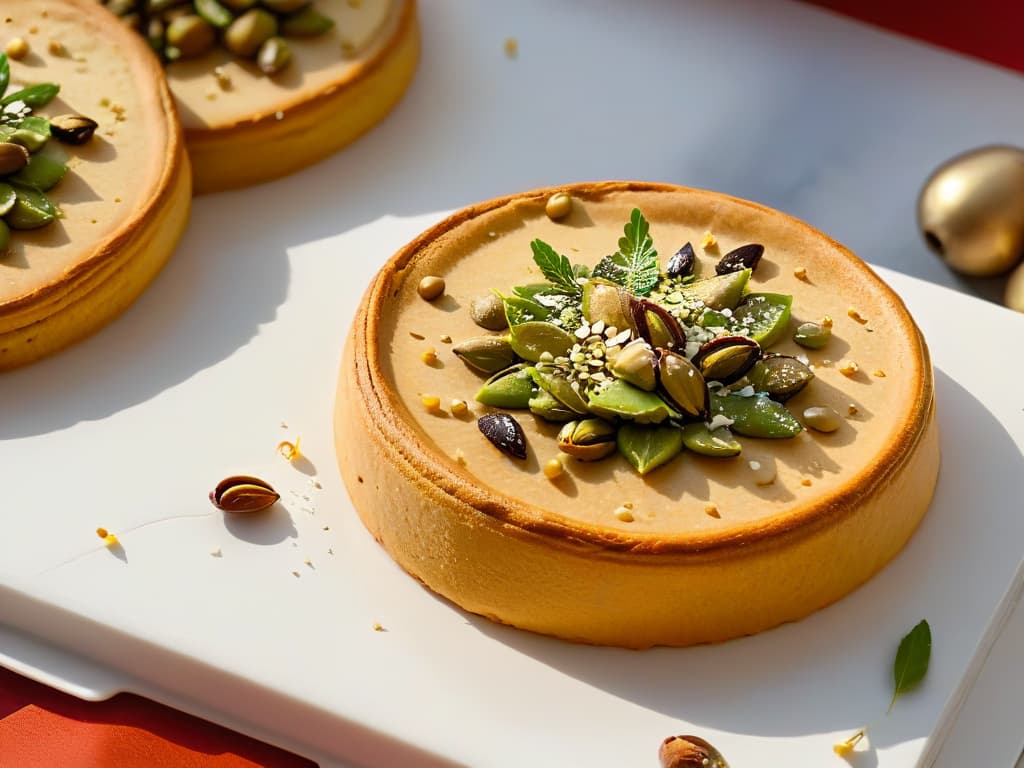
[918,145,1024,277]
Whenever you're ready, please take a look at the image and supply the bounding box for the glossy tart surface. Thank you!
[337,182,939,648]
[0,0,190,369]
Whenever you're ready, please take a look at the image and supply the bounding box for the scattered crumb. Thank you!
[872,369,886,378]
[622,501,634,510]
[420,347,438,365]
[304,558,314,568]
[205,91,218,101]
[47,39,65,56]
[488,231,497,238]
[701,230,717,249]
[848,404,858,416]
[409,331,425,340]
[309,479,322,489]
[213,66,232,90]
[838,360,860,377]
[439,334,452,344]
[821,315,834,329]
[328,548,334,555]
[322,525,330,531]
[210,548,222,558]
[704,504,720,519]
[340,40,356,57]
[421,395,441,412]
[504,37,518,59]
[847,306,868,324]
[801,478,812,487]
[614,506,634,522]
[793,266,808,281]
[292,570,301,578]
[275,110,284,121]
[454,448,466,465]
[450,399,469,417]
[372,622,385,632]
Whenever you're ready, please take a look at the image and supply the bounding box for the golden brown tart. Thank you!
[149,0,419,194]
[336,182,939,648]
[0,0,190,370]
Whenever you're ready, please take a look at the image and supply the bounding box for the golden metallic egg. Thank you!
[917,145,1024,277]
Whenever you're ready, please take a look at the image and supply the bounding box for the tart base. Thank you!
[181,0,419,194]
[336,181,940,648]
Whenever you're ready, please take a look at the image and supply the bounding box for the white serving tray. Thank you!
[2,2,1024,766]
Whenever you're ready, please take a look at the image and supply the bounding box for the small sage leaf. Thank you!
[478,413,527,459]
[890,619,931,712]
[1,83,60,108]
[616,423,683,475]
[531,238,582,296]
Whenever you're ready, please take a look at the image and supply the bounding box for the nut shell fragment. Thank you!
[659,735,729,768]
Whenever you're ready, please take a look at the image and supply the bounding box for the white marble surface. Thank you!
[2,1,1024,766]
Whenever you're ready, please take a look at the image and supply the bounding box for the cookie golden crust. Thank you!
[0,0,190,370]
[336,181,939,648]
[169,0,419,194]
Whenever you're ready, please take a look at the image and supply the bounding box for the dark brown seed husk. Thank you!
[49,114,99,145]
[716,243,764,275]
[666,242,696,278]
[209,475,280,513]
[692,335,761,384]
[630,297,687,350]
[478,413,527,459]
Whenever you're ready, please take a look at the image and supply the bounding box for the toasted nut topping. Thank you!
[701,230,717,249]
[704,504,720,518]
[545,191,573,221]
[848,403,859,416]
[847,306,868,324]
[417,275,445,301]
[450,399,468,416]
[801,478,813,486]
[421,395,441,411]
[614,506,634,522]
[793,266,808,281]
[420,347,437,365]
[873,369,887,378]
[439,334,452,344]
[838,359,860,376]
[543,458,564,480]
[47,39,65,56]
[659,734,729,768]
[5,37,29,59]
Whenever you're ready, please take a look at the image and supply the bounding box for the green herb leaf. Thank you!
[592,208,660,296]
[890,619,931,713]
[1,83,60,108]
[0,54,9,100]
[530,239,581,296]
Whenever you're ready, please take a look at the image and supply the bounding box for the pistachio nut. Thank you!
[691,335,761,385]
[452,335,517,374]
[209,475,280,513]
[0,142,30,176]
[166,14,217,58]
[657,349,708,420]
[257,36,292,75]
[557,418,617,461]
[747,353,814,402]
[528,389,578,422]
[49,114,99,145]
[609,339,657,391]
[224,8,278,58]
[659,735,729,768]
[470,293,509,331]
[631,297,687,350]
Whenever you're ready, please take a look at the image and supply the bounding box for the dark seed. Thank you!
[746,353,814,401]
[629,297,687,350]
[49,114,99,145]
[666,242,696,278]
[477,413,527,459]
[716,243,764,275]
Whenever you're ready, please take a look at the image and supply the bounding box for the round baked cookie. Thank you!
[336,182,939,648]
[0,0,190,371]
[161,0,418,194]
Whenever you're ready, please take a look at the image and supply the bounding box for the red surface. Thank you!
[0,667,315,768]
[807,0,1024,75]
[3,5,1023,768]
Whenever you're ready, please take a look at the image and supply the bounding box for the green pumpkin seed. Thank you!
[0,83,60,108]
[475,365,535,408]
[508,321,574,362]
[0,183,16,216]
[680,422,742,457]
[453,335,517,374]
[257,36,292,75]
[528,388,577,422]
[793,321,831,349]
[6,185,57,229]
[224,9,278,57]
[8,129,48,153]
[470,293,508,331]
[730,293,793,347]
[617,422,684,475]
[18,116,50,138]
[710,392,802,439]
[166,15,217,58]
[195,0,235,28]
[280,6,335,37]
[526,367,589,414]
[588,378,679,424]
[657,349,708,419]
[12,154,67,191]
[663,268,750,311]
